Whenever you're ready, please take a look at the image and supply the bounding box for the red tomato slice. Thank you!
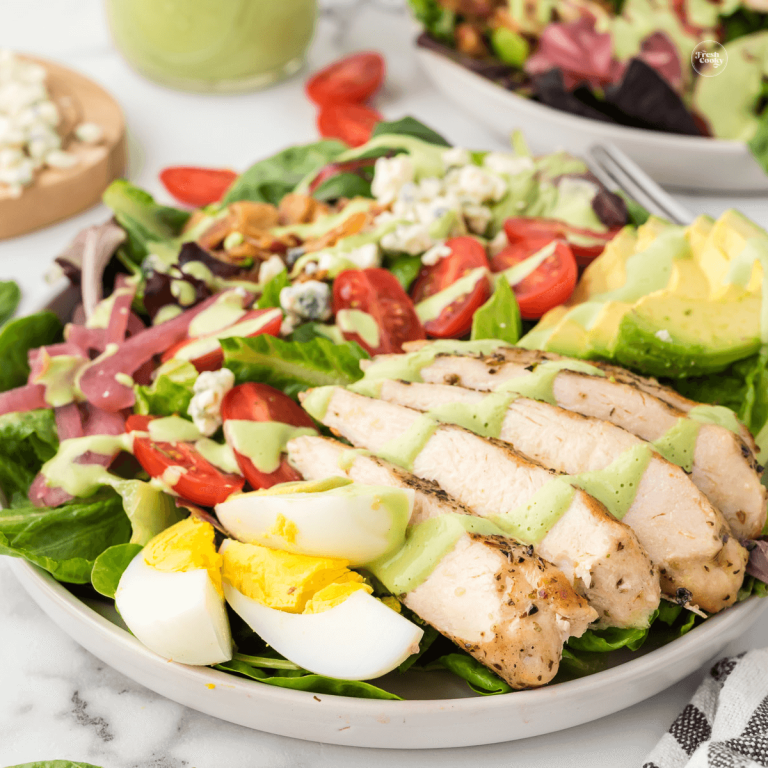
[159,167,238,208]
[306,52,385,106]
[132,437,244,506]
[503,217,620,266]
[161,308,282,373]
[317,103,382,148]
[410,236,492,339]
[333,268,426,355]
[493,239,578,320]
[220,383,315,490]
[125,414,154,432]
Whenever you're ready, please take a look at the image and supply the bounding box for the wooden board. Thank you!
[0,55,126,240]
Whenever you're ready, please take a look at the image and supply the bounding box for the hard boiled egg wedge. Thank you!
[215,477,414,566]
[220,539,423,680]
[115,517,233,666]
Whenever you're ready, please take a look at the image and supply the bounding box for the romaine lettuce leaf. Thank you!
[221,335,369,399]
[255,270,290,309]
[90,542,142,598]
[134,359,197,417]
[0,409,58,500]
[0,490,131,583]
[471,278,522,344]
[0,311,63,393]
[0,280,20,326]
[223,140,347,206]
[386,254,422,292]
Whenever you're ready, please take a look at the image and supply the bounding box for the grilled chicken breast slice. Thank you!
[286,435,597,689]
[301,387,660,629]
[286,434,474,525]
[414,350,767,540]
[378,380,747,613]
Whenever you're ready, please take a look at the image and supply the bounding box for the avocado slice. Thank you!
[610,291,762,377]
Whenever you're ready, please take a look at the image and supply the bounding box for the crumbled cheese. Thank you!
[482,152,535,177]
[258,254,286,286]
[488,230,509,257]
[463,203,492,235]
[371,155,414,205]
[380,221,434,255]
[187,368,235,437]
[74,122,103,144]
[279,280,332,321]
[655,329,672,343]
[421,242,452,266]
[0,50,103,192]
[443,164,507,204]
[442,147,471,169]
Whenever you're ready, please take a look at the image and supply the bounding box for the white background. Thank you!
[1,1,767,766]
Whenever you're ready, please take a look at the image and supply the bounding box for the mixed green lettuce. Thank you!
[0,280,20,326]
[0,409,59,501]
[471,278,522,345]
[0,312,62,393]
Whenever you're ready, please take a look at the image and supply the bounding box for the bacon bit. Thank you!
[278,194,330,226]
[456,23,490,57]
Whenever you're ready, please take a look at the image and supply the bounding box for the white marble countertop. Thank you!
[1,1,767,765]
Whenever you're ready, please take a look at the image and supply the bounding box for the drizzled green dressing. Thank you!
[415,268,489,324]
[495,360,606,405]
[377,414,438,472]
[497,242,556,287]
[301,386,336,421]
[370,513,504,595]
[148,416,202,443]
[35,354,85,407]
[338,447,372,471]
[336,309,380,349]
[224,420,317,473]
[689,404,742,434]
[188,292,248,337]
[195,438,241,475]
[427,391,518,439]
[651,418,701,471]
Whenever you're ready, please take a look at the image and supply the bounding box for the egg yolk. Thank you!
[266,513,299,544]
[221,540,371,614]
[143,517,223,596]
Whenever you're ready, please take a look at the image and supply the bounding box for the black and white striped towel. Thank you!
[643,649,768,768]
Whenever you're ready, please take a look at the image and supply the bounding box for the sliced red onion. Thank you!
[78,290,248,412]
[175,497,230,535]
[0,384,48,417]
[638,31,682,93]
[54,403,84,440]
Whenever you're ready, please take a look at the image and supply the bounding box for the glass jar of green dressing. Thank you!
[105,0,317,92]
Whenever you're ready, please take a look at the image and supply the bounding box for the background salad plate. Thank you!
[10,558,767,748]
[416,47,768,194]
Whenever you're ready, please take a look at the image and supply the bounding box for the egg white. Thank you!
[115,555,233,666]
[223,580,424,680]
[215,484,414,566]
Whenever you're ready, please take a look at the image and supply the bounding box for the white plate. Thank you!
[416,47,768,193]
[9,558,768,748]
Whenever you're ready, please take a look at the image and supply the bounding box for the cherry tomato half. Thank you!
[161,308,283,373]
[493,239,578,320]
[333,268,426,355]
[306,52,386,106]
[317,103,382,147]
[221,383,315,490]
[132,435,244,507]
[159,167,238,208]
[503,217,620,266]
[410,236,492,339]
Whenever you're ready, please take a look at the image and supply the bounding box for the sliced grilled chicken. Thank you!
[406,348,766,541]
[378,380,748,613]
[286,435,597,689]
[286,434,474,525]
[300,387,660,629]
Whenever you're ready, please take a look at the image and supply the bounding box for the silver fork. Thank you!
[587,144,694,226]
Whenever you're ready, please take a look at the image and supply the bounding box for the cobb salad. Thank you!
[0,117,766,700]
[409,0,768,173]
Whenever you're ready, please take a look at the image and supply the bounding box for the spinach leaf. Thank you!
[0,490,132,583]
[91,542,142,597]
[134,359,198,417]
[215,659,401,700]
[0,409,59,500]
[0,311,63,393]
[430,652,512,695]
[223,140,347,205]
[312,172,373,202]
[567,622,652,653]
[386,254,422,291]
[471,278,522,344]
[222,335,368,399]
[738,574,768,601]
[406,0,457,44]
[0,280,21,325]
[371,116,451,147]
[256,270,290,309]
[6,762,104,768]
[616,190,651,227]
[103,180,190,264]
